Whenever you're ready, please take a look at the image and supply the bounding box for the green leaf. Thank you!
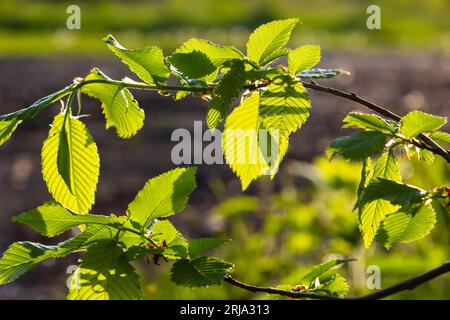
[358,178,427,209]
[188,238,230,259]
[430,131,450,144]
[246,18,299,66]
[104,35,170,84]
[170,257,234,287]
[67,241,141,300]
[405,145,435,165]
[376,204,437,248]
[0,118,22,146]
[259,81,311,136]
[223,92,289,190]
[127,167,197,231]
[42,113,100,214]
[0,84,73,122]
[82,68,145,139]
[174,38,243,67]
[399,110,447,138]
[359,151,401,247]
[207,59,246,129]
[299,259,353,287]
[150,220,188,259]
[297,68,350,79]
[326,131,387,161]
[12,201,120,237]
[167,51,216,79]
[0,225,108,285]
[343,112,396,134]
[356,157,373,202]
[288,45,321,74]
[319,274,349,298]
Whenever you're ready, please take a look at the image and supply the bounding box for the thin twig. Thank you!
[224,261,450,300]
[303,81,450,163]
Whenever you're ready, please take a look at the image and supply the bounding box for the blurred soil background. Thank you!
[0,0,449,299]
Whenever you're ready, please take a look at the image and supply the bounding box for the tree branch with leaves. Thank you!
[0,19,448,300]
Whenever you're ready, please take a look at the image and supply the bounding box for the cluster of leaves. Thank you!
[0,18,448,300]
[327,111,449,247]
[0,167,237,299]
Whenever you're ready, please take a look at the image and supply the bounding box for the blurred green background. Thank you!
[0,0,449,300]
[1,0,450,56]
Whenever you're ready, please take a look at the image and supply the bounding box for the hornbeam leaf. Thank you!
[326,131,387,161]
[42,113,100,214]
[359,151,402,247]
[376,204,437,248]
[288,45,321,75]
[299,259,353,287]
[67,241,141,300]
[167,51,216,79]
[343,112,396,134]
[104,35,170,85]
[297,68,350,79]
[259,81,311,136]
[0,118,22,146]
[188,238,230,259]
[246,18,299,66]
[430,131,450,144]
[82,68,145,139]
[12,201,120,237]
[170,257,234,287]
[223,92,289,190]
[399,110,447,139]
[0,225,110,285]
[127,167,197,231]
[358,178,427,209]
[174,38,244,67]
[206,59,246,129]
[0,84,73,122]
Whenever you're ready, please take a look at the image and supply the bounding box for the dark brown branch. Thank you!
[303,81,450,163]
[356,261,450,300]
[223,276,340,300]
[224,261,450,300]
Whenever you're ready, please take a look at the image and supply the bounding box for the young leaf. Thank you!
[358,178,427,209]
[399,110,447,139]
[259,81,311,136]
[246,18,299,66]
[343,112,396,134]
[430,131,450,144]
[167,51,216,79]
[188,238,230,259]
[42,113,100,214]
[0,118,22,146]
[127,167,197,231]
[104,35,170,85]
[170,257,234,287]
[207,59,246,129]
[12,201,120,237]
[288,45,321,75]
[376,204,437,248]
[82,68,145,139]
[149,220,188,259]
[297,68,350,79]
[359,151,401,247]
[174,38,243,67]
[223,92,289,190]
[326,132,387,160]
[299,259,353,287]
[0,84,73,122]
[319,274,349,298]
[0,225,108,285]
[67,241,141,300]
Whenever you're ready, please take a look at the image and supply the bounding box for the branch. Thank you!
[303,81,450,163]
[224,261,450,300]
